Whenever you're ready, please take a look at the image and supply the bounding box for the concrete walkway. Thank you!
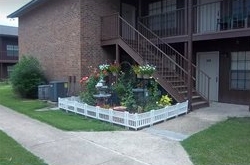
[144,102,250,140]
[0,102,249,165]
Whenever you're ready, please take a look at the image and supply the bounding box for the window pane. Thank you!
[231,52,238,60]
[246,51,250,60]
[237,80,245,89]
[246,80,250,90]
[231,71,238,79]
[238,72,245,79]
[231,62,238,70]
[238,61,245,70]
[238,52,246,60]
[231,80,238,89]
[246,61,250,70]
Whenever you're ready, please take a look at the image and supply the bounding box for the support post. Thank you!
[0,63,2,80]
[115,44,120,63]
[187,0,193,111]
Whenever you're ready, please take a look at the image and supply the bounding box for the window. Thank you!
[230,51,250,90]
[232,0,250,18]
[7,65,14,78]
[7,45,18,56]
[148,0,177,31]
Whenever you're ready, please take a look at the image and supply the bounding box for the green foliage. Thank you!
[144,80,161,111]
[0,84,123,131]
[112,73,126,100]
[0,130,47,165]
[10,56,46,98]
[182,117,250,165]
[157,94,172,107]
[121,82,137,112]
[80,76,98,106]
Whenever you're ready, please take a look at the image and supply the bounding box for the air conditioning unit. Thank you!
[38,85,50,100]
[49,81,68,102]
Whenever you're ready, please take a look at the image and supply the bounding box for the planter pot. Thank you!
[113,106,127,112]
[137,74,142,78]
[143,74,150,79]
[112,72,118,76]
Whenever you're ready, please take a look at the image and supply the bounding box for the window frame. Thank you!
[230,51,250,90]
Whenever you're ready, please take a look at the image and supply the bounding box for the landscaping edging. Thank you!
[58,97,188,130]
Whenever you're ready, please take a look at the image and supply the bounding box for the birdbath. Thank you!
[93,78,111,106]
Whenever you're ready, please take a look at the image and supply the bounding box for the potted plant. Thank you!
[99,64,110,79]
[132,65,142,78]
[139,64,156,78]
[109,61,121,76]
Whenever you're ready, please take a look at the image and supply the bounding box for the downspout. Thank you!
[187,0,193,111]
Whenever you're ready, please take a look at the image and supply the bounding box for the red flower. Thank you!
[80,76,89,83]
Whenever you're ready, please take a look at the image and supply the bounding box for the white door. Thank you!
[197,51,219,101]
[197,0,220,33]
[121,3,136,39]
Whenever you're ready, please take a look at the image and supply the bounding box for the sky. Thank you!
[0,0,31,27]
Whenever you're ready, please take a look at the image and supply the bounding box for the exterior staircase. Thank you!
[101,13,210,110]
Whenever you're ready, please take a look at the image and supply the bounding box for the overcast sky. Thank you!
[0,0,31,27]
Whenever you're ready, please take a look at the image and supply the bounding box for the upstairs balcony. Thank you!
[139,1,250,42]
[0,51,18,63]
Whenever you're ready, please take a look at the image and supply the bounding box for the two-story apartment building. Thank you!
[8,0,250,109]
[0,25,18,80]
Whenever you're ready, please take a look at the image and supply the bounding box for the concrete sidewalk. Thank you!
[0,103,249,165]
[144,102,250,140]
[0,105,192,165]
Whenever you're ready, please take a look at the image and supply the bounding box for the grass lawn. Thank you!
[0,84,123,131]
[0,130,47,165]
[182,117,250,165]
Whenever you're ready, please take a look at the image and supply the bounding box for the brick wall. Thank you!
[19,0,82,93]
[80,0,119,77]
[18,0,120,93]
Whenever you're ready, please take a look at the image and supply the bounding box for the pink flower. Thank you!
[80,76,89,83]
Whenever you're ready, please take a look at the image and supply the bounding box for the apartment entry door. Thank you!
[197,0,220,33]
[197,51,219,101]
[121,3,136,39]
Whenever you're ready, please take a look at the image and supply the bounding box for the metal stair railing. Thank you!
[137,21,210,101]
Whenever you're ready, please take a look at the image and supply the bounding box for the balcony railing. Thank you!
[140,8,186,37]
[0,51,19,62]
[139,1,250,37]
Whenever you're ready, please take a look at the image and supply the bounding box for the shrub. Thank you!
[10,56,46,98]
[80,76,98,106]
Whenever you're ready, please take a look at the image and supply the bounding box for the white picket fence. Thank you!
[58,97,188,130]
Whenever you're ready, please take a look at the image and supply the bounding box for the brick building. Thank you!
[0,25,18,80]
[9,0,250,109]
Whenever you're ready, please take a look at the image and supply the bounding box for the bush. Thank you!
[80,76,98,106]
[10,56,47,98]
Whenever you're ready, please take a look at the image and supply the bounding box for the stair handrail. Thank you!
[118,15,188,76]
[137,21,211,101]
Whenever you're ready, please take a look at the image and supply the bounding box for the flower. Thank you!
[99,64,110,71]
[80,76,89,83]
[139,64,156,75]
[109,61,121,73]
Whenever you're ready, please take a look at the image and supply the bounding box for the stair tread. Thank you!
[192,101,208,106]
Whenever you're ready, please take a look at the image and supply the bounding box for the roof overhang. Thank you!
[0,25,18,36]
[7,0,49,18]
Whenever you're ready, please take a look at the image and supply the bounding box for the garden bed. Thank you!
[58,97,188,130]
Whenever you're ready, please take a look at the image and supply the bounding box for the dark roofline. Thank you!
[7,0,49,18]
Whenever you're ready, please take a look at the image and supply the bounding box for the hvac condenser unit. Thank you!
[49,81,68,102]
[38,85,50,100]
